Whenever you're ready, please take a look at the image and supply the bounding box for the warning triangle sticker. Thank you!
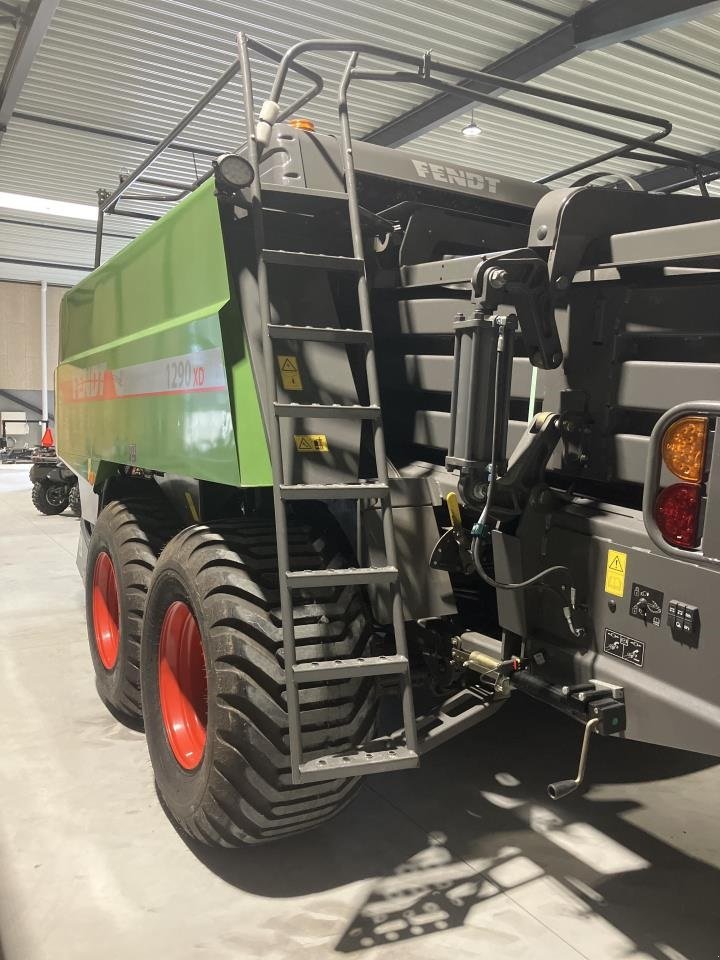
[609,555,624,572]
[297,437,313,449]
[281,358,297,371]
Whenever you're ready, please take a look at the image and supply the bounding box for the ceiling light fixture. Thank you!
[0,191,98,221]
[462,110,482,138]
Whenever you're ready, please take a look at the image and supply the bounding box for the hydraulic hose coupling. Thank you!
[471,519,489,540]
[255,100,280,149]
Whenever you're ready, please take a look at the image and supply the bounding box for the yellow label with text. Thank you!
[294,434,329,453]
[605,549,627,597]
[278,355,302,391]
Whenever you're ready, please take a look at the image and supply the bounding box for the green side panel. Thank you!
[56,179,271,488]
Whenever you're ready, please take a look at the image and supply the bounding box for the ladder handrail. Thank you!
[237,32,306,772]
[240,35,419,781]
[338,51,418,755]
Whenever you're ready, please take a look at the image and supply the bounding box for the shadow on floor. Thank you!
[182,696,720,958]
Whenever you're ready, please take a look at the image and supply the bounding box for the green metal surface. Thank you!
[57,179,271,488]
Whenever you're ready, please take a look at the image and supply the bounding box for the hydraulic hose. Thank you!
[471,536,570,592]
[475,339,502,534]
[472,538,584,639]
[468,317,584,639]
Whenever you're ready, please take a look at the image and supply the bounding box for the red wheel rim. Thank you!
[158,601,208,770]
[92,551,120,670]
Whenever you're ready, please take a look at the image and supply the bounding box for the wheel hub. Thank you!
[46,484,66,507]
[92,551,120,670]
[158,601,208,770]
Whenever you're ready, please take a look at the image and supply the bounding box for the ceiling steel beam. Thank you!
[0,1,24,17]
[0,256,90,271]
[574,0,720,50]
[12,110,224,157]
[0,215,136,239]
[365,0,720,147]
[0,0,61,146]
[636,148,720,192]
[365,22,574,146]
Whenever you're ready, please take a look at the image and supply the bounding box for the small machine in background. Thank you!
[28,431,80,516]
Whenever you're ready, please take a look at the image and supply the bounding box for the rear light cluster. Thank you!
[654,416,709,549]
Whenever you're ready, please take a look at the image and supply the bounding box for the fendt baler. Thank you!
[58,36,720,845]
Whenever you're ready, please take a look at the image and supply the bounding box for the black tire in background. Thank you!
[32,481,69,515]
[141,515,378,846]
[85,496,178,722]
[68,484,81,516]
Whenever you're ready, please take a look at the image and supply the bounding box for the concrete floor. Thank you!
[1,461,719,960]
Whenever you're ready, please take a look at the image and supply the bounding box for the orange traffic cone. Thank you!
[41,427,54,447]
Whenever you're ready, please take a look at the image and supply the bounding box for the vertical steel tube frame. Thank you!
[338,55,418,754]
[40,279,48,428]
[94,36,325,268]
[94,207,104,270]
[237,33,305,776]
[94,59,242,267]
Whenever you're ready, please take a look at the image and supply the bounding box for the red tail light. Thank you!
[654,483,701,549]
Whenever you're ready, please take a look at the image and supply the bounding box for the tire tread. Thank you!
[143,515,377,845]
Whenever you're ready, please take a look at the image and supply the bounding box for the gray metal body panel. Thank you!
[226,129,540,624]
[260,124,547,211]
[609,218,720,267]
[509,499,720,756]
[228,126,720,759]
[363,479,456,622]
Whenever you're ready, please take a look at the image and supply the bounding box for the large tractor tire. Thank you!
[86,497,177,722]
[32,481,68,515]
[140,516,377,845]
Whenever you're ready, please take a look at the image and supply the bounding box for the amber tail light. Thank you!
[661,416,708,482]
[654,415,709,550]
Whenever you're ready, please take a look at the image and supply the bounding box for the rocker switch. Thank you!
[667,601,700,643]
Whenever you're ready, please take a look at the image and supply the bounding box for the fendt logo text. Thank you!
[411,159,500,194]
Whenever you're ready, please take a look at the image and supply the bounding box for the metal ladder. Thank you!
[243,73,418,788]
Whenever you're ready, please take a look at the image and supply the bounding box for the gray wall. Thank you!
[0,280,69,436]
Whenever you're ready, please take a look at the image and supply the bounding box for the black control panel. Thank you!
[630,583,664,627]
[667,600,700,646]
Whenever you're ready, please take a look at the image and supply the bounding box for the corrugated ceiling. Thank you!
[1,0,720,287]
[404,22,720,190]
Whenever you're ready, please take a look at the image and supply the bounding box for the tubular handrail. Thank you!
[93,35,325,267]
[263,39,720,185]
[267,39,673,144]
[93,32,720,270]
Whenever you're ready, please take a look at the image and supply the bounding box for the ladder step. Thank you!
[274,402,380,420]
[262,249,364,272]
[280,482,388,501]
[268,324,372,344]
[293,655,408,683]
[286,566,398,589]
[298,744,419,782]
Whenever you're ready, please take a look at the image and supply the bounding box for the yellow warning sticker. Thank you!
[605,549,627,597]
[278,355,303,391]
[294,434,329,453]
